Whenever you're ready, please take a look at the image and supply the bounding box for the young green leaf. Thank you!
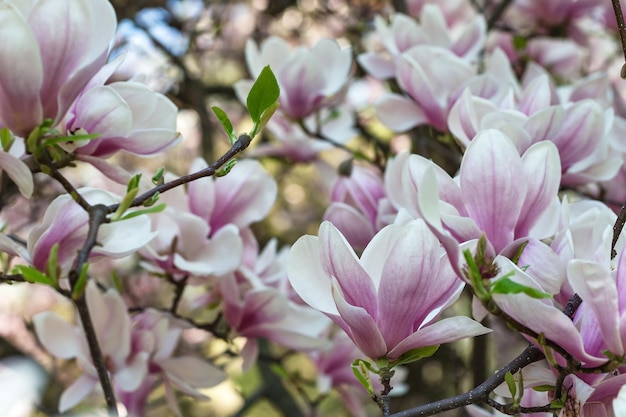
[152,167,165,186]
[46,243,60,285]
[216,159,237,177]
[249,101,279,138]
[390,345,439,368]
[118,203,167,221]
[12,265,55,287]
[247,65,280,124]
[351,359,375,397]
[72,263,90,299]
[0,127,14,152]
[490,276,551,299]
[211,106,238,144]
[504,371,517,398]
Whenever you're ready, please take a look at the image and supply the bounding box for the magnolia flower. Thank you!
[28,188,157,272]
[358,6,485,79]
[33,282,150,412]
[63,58,181,159]
[324,164,389,251]
[288,220,490,361]
[0,0,116,137]
[238,36,352,120]
[387,130,561,256]
[186,158,277,233]
[375,45,474,132]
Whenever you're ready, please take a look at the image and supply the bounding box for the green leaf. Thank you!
[0,127,14,152]
[143,192,160,207]
[504,371,517,397]
[532,385,556,392]
[42,133,99,147]
[510,241,529,264]
[152,167,165,186]
[72,263,90,299]
[247,65,280,124]
[127,173,142,193]
[513,35,528,51]
[12,265,55,287]
[211,106,237,144]
[249,101,279,138]
[490,276,551,299]
[119,203,167,220]
[390,345,439,368]
[46,243,60,285]
[111,270,123,293]
[351,359,375,396]
[216,159,237,177]
[112,186,139,220]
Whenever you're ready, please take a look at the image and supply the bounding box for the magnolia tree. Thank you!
[6,0,626,416]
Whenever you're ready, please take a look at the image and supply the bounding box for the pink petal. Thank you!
[0,152,33,197]
[375,94,427,132]
[160,356,227,396]
[288,235,338,315]
[332,281,387,359]
[32,312,82,359]
[0,3,43,136]
[319,222,377,315]
[387,316,490,360]
[568,259,623,356]
[59,374,97,412]
[460,130,526,252]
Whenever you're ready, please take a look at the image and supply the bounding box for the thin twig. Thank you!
[487,0,515,30]
[106,133,252,213]
[612,0,626,75]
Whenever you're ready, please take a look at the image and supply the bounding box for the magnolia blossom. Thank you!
[375,45,474,132]
[63,58,181,158]
[33,282,150,412]
[288,220,489,361]
[0,137,33,197]
[324,164,390,251]
[27,188,156,272]
[358,5,485,79]
[0,0,116,137]
[33,283,226,414]
[387,130,561,256]
[238,36,352,120]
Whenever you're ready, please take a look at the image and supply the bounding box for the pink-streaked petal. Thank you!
[288,235,338,315]
[160,356,227,396]
[376,221,443,347]
[29,0,115,122]
[516,141,561,237]
[332,282,387,359]
[323,203,376,251]
[75,154,132,184]
[0,3,43,136]
[387,316,490,360]
[357,53,395,79]
[210,160,277,231]
[70,85,132,140]
[312,39,351,94]
[240,339,259,372]
[32,312,82,359]
[175,223,242,276]
[319,222,377,315]
[416,165,466,280]
[568,259,623,356]
[0,152,33,197]
[59,374,97,412]
[115,352,149,392]
[460,129,526,252]
[375,93,427,132]
[94,215,157,258]
[494,291,606,366]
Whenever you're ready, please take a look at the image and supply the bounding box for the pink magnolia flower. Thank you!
[387,130,561,255]
[33,283,226,414]
[324,164,390,251]
[119,309,227,417]
[0,0,116,137]
[238,36,352,121]
[375,45,475,132]
[287,220,490,361]
[358,6,485,79]
[33,282,150,412]
[186,158,277,233]
[63,58,181,159]
[28,187,157,272]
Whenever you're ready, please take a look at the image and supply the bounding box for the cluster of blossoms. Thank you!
[5,0,626,417]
